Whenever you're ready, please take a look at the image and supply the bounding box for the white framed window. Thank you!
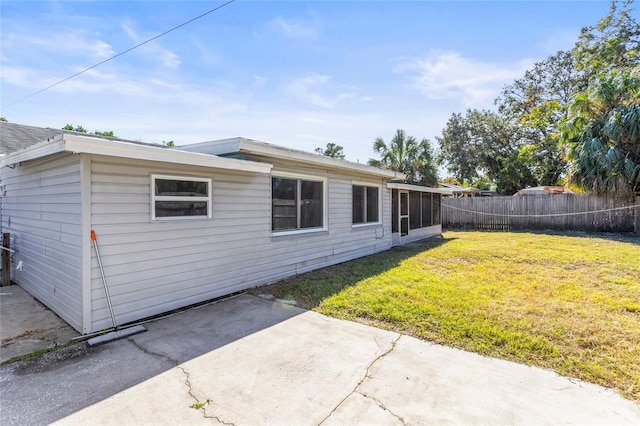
[271,173,327,235]
[352,183,382,226]
[151,174,212,221]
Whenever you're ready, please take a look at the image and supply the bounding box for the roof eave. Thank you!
[387,182,454,194]
[1,134,272,174]
[237,139,399,179]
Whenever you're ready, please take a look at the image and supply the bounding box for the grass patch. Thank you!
[1,341,76,365]
[251,231,640,402]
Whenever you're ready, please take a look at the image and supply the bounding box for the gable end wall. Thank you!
[1,152,83,331]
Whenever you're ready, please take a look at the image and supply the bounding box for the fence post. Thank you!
[2,233,10,287]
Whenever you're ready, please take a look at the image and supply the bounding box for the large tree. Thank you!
[561,68,640,194]
[439,0,640,194]
[496,51,582,186]
[314,143,345,159]
[437,109,536,194]
[572,0,640,80]
[368,129,438,186]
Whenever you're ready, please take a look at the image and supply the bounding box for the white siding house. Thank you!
[1,126,449,334]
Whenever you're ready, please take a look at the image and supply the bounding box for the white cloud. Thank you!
[268,15,319,40]
[0,61,242,112]
[3,31,114,60]
[253,75,267,87]
[396,51,532,107]
[120,21,182,69]
[286,73,354,108]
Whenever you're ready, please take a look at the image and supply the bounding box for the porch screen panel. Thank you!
[392,189,398,233]
[410,191,421,229]
[433,193,441,225]
[422,193,432,227]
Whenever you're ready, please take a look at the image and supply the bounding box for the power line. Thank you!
[5,0,236,108]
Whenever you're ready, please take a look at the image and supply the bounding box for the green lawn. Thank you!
[251,231,640,402]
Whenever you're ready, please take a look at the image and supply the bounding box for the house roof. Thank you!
[1,132,272,174]
[438,183,482,193]
[387,182,453,195]
[0,121,166,156]
[0,122,70,155]
[179,137,402,179]
[514,186,575,196]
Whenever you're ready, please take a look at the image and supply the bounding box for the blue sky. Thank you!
[1,1,616,165]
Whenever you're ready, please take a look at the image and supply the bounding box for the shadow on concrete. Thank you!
[0,294,307,425]
[1,237,455,425]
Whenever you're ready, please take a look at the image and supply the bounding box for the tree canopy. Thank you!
[437,110,537,194]
[561,68,640,193]
[315,143,345,159]
[368,129,438,186]
[62,124,116,138]
[437,0,640,194]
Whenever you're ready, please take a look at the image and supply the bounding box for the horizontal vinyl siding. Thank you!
[88,155,393,332]
[89,156,272,331]
[254,156,393,278]
[1,152,83,331]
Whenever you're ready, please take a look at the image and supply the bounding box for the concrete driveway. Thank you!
[1,294,639,425]
[0,285,79,363]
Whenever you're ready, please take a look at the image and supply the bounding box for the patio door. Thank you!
[399,191,409,238]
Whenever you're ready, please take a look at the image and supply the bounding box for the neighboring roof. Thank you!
[438,183,482,194]
[1,133,272,174]
[387,182,453,195]
[514,186,575,196]
[179,137,402,179]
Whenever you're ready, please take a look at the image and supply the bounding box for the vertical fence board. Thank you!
[442,194,637,232]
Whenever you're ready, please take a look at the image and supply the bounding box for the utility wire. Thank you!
[5,0,236,108]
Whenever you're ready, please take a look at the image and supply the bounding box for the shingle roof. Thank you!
[0,121,165,155]
[0,122,69,155]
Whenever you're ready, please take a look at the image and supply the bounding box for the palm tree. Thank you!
[561,68,640,194]
[368,129,438,186]
[315,143,345,159]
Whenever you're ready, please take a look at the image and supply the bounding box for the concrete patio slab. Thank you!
[1,294,639,426]
[0,284,79,363]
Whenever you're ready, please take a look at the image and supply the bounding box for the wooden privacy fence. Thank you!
[442,194,640,233]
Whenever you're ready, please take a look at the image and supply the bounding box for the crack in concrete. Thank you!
[126,339,234,425]
[126,338,180,366]
[356,390,407,425]
[177,366,234,425]
[317,334,402,425]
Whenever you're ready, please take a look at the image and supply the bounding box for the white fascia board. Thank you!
[0,137,67,166]
[180,137,401,179]
[2,134,272,174]
[238,138,400,179]
[387,182,454,195]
